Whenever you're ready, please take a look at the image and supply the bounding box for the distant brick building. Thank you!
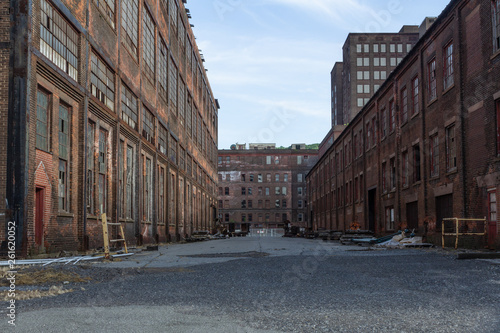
[218,144,318,234]
[332,27,421,130]
[1,0,218,255]
[308,0,500,248]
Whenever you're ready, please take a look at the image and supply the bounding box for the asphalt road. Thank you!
[2,237,500,333]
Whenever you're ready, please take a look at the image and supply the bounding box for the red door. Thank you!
[35,187,44,246]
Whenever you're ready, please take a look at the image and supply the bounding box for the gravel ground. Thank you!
[1,238,500,333]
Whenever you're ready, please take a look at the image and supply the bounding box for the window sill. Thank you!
[429,175,440,180]
[446,168,458,176]
[442,84,455,96]
[57,212,74,218]
[410,111,419,120]
[427,98,438,107]
[119,218,135,223]
[142,220,153,224]
[491,49,500,61]
[413,181,422,187]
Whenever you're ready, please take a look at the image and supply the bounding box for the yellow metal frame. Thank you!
[441,218,487,249]
[101,213,128,259]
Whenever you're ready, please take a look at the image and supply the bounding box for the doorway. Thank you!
[406,201,419,230]
[436,194,453,232]
[35,187,44,246]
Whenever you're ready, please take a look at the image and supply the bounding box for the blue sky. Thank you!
[187,0,452,149]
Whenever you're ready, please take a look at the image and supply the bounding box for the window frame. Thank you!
[428,58,437,102]
[443,42,454,90]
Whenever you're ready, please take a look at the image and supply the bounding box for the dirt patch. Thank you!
[0,267,91,287]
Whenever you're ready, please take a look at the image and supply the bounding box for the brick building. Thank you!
[331,27,421,130]
[218,144,318,235]
[308,0,500,247]
[1,0,219,255]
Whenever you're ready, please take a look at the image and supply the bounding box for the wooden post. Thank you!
[101,213,110,259]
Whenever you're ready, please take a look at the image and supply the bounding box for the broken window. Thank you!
[250,174,254,182]
[158,124,168,155]
[284,174,288,182]
[275,187,280,195]
[40,0,78,80]
[241,200,246,209]
[169,57,178,111]
[282,199,287,208]
[266,174,271,182]
[36,89,50,151]
[258,187,262,195]
[169,134,177,164]
[241,174,246,181]
[275,174,280,182]
[248,187,252,195]
[242,187,246,195]
[225,187,229,195]
[385,206,395,231]
[428,58,437,101]
[142,108,155,144]
[248,200,253,208]
[91,52,115,111]
[121,84,138,130]
[282,187,287,195]
[494,0,500,51]
[258,174,262,183]
[390,157,396,191]
[444,42,454,89]
[58,104,70,211]
[298,187,303,196]
[121,0,139,56]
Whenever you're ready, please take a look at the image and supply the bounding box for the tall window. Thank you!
[158,124,168,155]
[443,43,454,89]
[412,76,419,116]
[179,79,186,119]
[142,9,155,85]
[121,84,138,130]
[428,58,437,101]
[389,100,395,132]
[87,122,95,215]
[169,0,178,32]
[413,144,421,183]
[390,158,396,191]
[169,58,178,112]
[58,104,70,211]
[385,206,395,231]
[402,151,409,187]
[36,89,49,151]
[142,108,155,144]
[401,87,408,123]
[186,94,192,135]
[122,0,139,56]
[159,166,165,223]
[430,134,439,177]
[144,157,153,222]
[489,190,497,225]
[98,129,108,214]
[91,52,115,110]
[40,0,79,81]
[381,108,387,137]
[94,0,115,28]
[169,134,177,164]
[493,0,500,52]
[158,39,168,99]
[126,145,134,219]
[446,125,457,171]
